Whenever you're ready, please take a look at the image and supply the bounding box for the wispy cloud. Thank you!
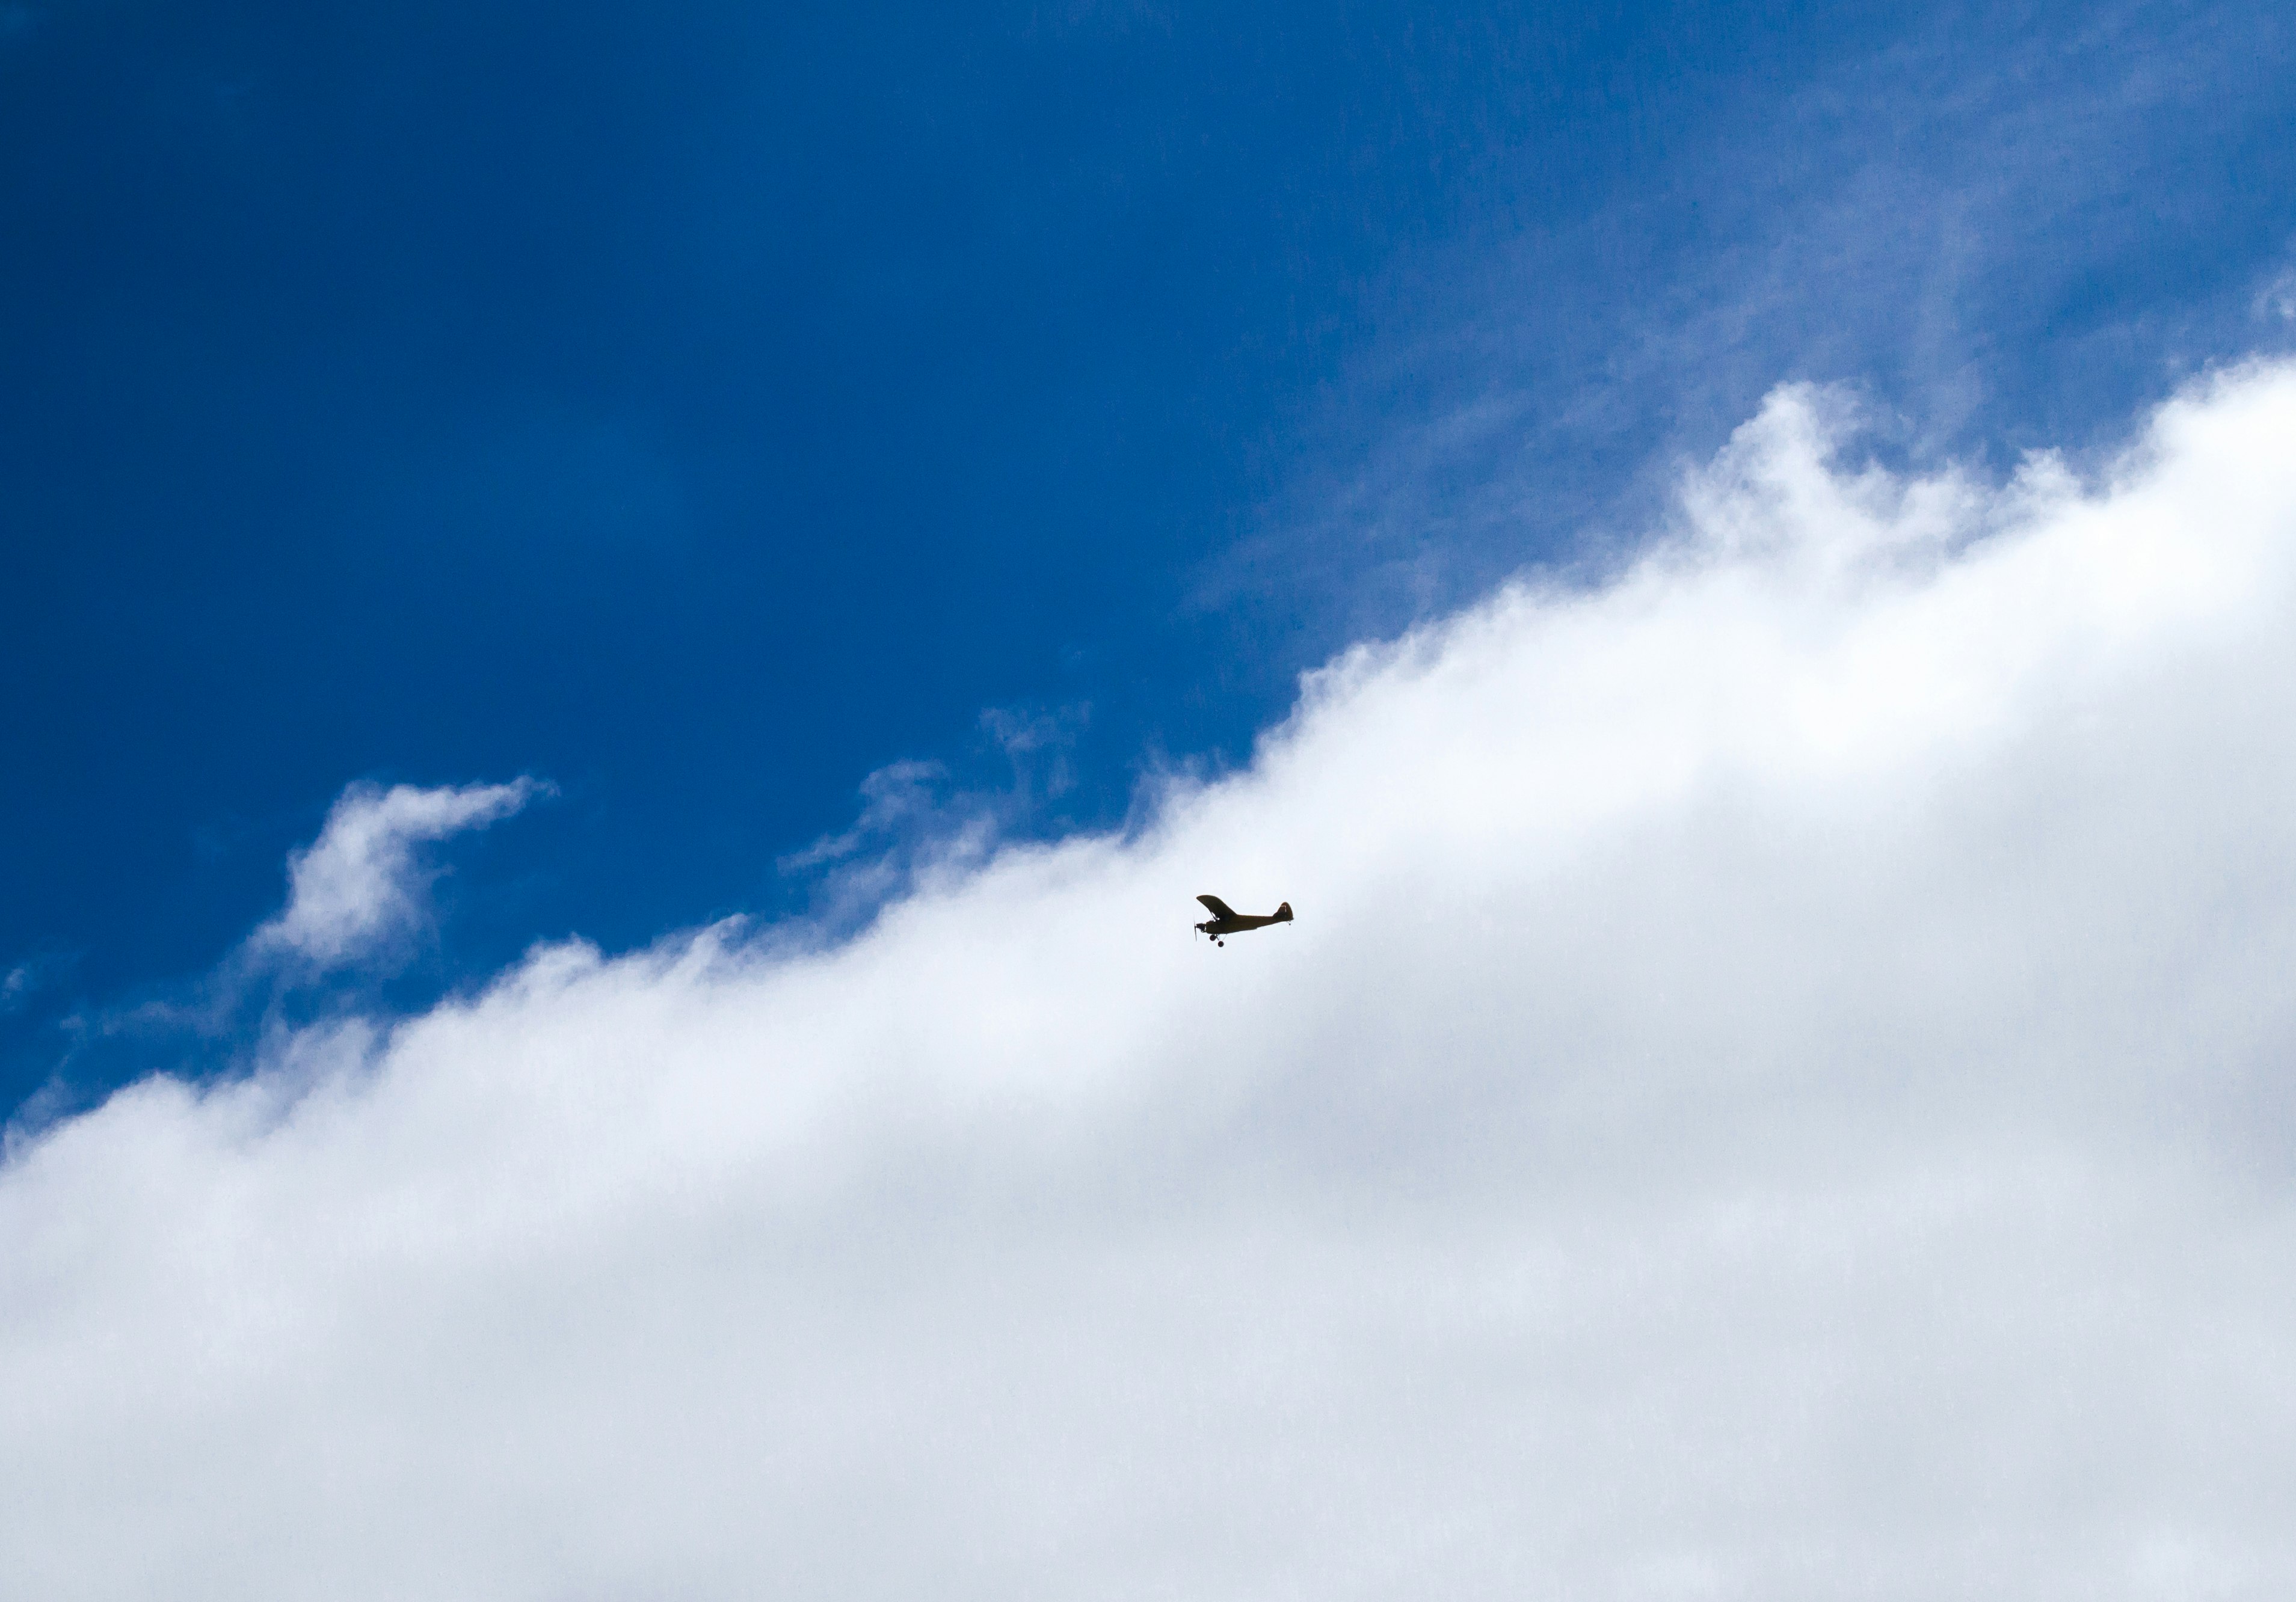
[2261,263,2296,325]
[248,778,546,970]
[778,707,1086,928]
[6,364,2296,1594]
[1,946,77,1028]
[1,957,53,1016]
[1207,0,2296,657]
[2,781,547,1134]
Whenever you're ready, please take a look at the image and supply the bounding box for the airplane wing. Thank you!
[1195,894,1237,918]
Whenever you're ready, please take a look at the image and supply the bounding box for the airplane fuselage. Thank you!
[1193,898,1293,942]
[1195,912,1285,936]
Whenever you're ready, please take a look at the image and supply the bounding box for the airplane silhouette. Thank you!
[1193,894,1293,947]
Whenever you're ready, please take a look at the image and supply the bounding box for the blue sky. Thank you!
[4,0,2292,1112]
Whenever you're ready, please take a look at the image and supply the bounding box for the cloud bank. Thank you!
[8,366,2296,1598]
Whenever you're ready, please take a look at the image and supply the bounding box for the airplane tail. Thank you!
[1275,901,1293,921]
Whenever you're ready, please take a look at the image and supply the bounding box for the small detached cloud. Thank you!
[248,779,545,971]
[0,948,75,1018]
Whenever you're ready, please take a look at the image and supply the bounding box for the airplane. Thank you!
[1193,894,1294,946]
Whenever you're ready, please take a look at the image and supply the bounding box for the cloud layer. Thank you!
[8,366,2296,1598]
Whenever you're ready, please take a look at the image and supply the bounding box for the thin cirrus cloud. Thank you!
[6,363,2296,1597]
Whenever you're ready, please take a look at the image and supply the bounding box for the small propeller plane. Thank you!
[1193,894,1294,946]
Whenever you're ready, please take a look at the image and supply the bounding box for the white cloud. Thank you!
[779,708,1088,928]
[2262,265,2296,325]
[1213,1,2296,652]
[778,757,950,871]
[8,364,2296,1598]
[0,947,73,1019]
[248,779,543,969]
